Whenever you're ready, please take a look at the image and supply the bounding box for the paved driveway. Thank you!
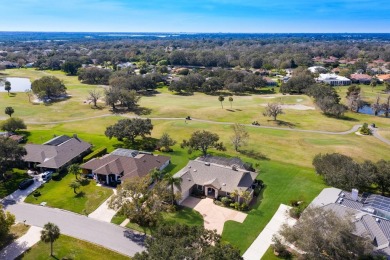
[2,176,44,203]
[2,202,145,257]
[181,197,247,234]
[243,204,296,260]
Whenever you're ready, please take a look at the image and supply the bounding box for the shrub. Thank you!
[221,196,232,206]
[52,172,61,181]
[83,147,107,162]
[360,123,372,135]
[33,191,41,197]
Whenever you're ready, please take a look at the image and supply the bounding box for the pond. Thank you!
[359,105,385,116]
[0,77,32,92]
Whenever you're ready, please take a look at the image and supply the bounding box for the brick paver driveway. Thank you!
[181,197,247,234]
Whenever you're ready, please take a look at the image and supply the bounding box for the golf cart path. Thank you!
[25,114,390,146]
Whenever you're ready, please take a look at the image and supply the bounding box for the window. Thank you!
[197,185,203,191]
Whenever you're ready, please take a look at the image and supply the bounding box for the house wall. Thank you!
[159,160,170,171]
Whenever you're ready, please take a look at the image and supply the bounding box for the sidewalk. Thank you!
[243,204,296,260]
[0,226,42,259]
[88,189,118,222]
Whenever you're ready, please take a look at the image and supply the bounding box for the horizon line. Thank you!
[0,31,390,34]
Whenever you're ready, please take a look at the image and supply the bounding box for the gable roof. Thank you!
[173,159,258,193]
[23,135,91,169]
[81,149,170,180]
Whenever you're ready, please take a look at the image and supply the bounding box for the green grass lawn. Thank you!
[18,234,129,260]
[24,173,113,215]
[112,207,204,235]
[262,246,294,260]
[222,160,327,253]
[0,169,29,199]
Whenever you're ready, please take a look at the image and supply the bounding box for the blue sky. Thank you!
[0,0,389,32]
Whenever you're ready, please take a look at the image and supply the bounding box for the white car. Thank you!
[41,171,54,181]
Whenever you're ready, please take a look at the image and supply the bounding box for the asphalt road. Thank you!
[2,202,145,257]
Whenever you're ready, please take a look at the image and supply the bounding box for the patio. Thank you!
[181,196,247,234]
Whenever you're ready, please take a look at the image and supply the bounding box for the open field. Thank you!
[18,234,129,260]
[24,173,113,215]
[1,69,389,132]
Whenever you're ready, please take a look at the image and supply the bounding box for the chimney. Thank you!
[351,189,359,201]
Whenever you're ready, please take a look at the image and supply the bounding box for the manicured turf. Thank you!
[112,207,204,235]
[222,160,327,254]
[18,234,129,260]
[24,173,113,215]
[0,169,29,199]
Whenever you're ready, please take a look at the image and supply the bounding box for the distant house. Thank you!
[173,157,258,204]
[80,148,170,185]
[264,77,278,86]
[377,74,390,83]
[350,74,372,84]
[0,132,25,143]
[311,188,390,256]
[308,66,327,74]
[317,73,351,86]
[23,135,91,171]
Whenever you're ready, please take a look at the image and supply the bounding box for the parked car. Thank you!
[19,179,34,190]
[85,173,94,179]
[42,170,54,181]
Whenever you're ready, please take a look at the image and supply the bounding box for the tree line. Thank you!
[313,153,390,195]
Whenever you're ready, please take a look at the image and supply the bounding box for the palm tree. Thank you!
[229,96,233,108]
[164,175,182,205]
[218,95,225,109]
[69,180,81,194]
[68,164,81,180]
[150,168,163,183]
[4,106,14,117]
[40,222,60,256]
[4,81,11,96]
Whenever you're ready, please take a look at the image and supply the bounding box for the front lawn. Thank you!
[24,173,113,215]
[0,169,29,199]
[222,160,327,254]
[0,223,30,251]
[112,207,204,235]
[18,234,129,260]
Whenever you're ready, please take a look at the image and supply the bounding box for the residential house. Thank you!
[308,66,327,74]
[264,77,278,86]
[310,188,390,257]
[317,73,351,86]
[173,157,258,204]
[350,74,372,84]
[80,148,170,185]
[377,74,390,83]
[23,135,91,171]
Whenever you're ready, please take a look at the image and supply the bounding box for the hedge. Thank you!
[83,147,107,162]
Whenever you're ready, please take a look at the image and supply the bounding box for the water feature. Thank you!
[359,105,386,116]
[0,77,31,92]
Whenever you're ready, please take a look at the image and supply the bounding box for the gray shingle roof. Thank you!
[23,135,91,169]
[173,159,258,193]
[81,151,170,180]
